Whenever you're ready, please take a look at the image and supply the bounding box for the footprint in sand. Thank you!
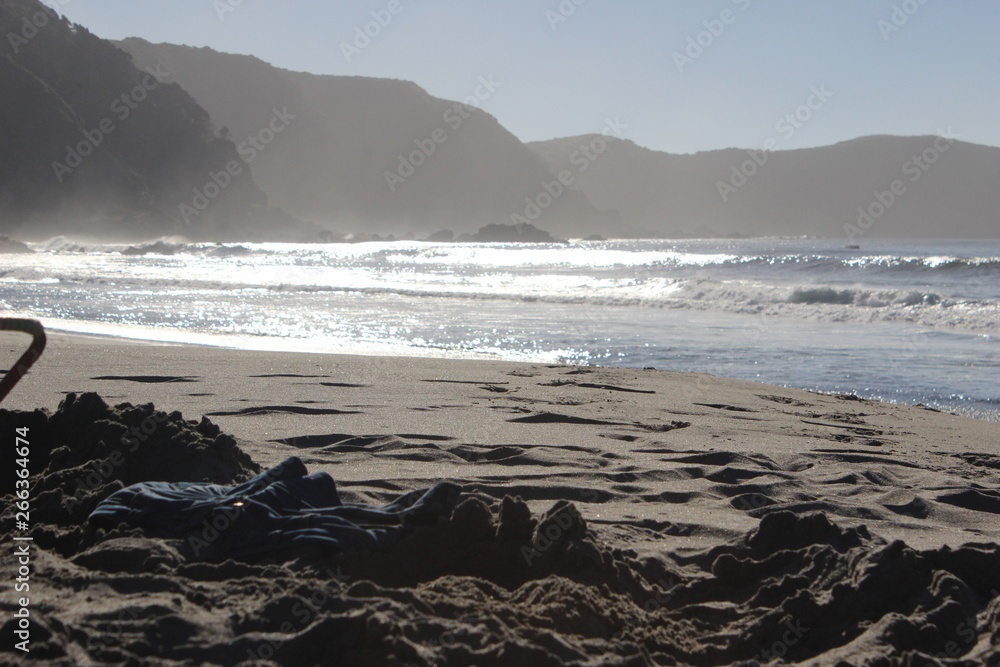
[92,375,199,383]
[206,405,362,416]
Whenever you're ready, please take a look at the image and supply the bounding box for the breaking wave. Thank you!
[6,236,999,332]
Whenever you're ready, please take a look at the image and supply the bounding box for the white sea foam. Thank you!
[3,237,997,419]
[5,240,998,331]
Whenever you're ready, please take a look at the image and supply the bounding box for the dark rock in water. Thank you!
[121,240,184,255]
[425,229,455,242]
[0,235,32,253]
[469,222,564,243]
[315,229,343,243]
[208,244,252,258]
[343,232,396,243]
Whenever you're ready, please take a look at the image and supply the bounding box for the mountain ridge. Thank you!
[117,38,619,239]
[0,0,318,241]
[3,8,996,242]
[528,132,1000,239]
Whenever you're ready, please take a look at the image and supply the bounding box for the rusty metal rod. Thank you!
[0,318,46,404]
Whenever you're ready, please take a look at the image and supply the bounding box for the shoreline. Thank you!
[10,325,999,423]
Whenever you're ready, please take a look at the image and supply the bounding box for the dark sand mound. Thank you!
[0,392,258,557]
[2,394,999,665]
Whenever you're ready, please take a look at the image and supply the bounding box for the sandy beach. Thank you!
[4,1,1000,664]
[2,332,998,665]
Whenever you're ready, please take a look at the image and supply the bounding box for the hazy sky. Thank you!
[50,0,1000,154]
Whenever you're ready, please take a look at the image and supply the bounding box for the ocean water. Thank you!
[1,236,997,421]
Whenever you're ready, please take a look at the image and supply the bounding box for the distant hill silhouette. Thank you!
[0,0,315,241]
[117,38,618,239]
[528,134,1000,239]
[4,5,995,243]
[465,222,563,243]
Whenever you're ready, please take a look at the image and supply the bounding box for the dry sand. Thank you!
[1,332,998,665]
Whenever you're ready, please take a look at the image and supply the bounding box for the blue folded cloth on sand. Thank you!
[89,456,461,558]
